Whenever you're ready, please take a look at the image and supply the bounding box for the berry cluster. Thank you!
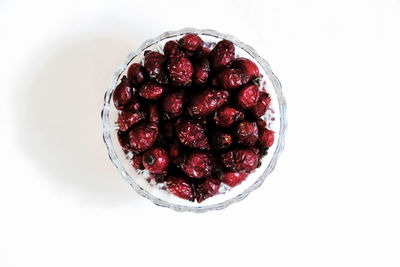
[113,34,274,203]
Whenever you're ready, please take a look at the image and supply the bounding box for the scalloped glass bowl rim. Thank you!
[101,28,287,212]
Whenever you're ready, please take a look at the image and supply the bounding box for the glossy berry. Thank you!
[139,81,165,100]
[117,111,145,131]
[251,92,271,117]
[181,152,213,178]
[132,153,143,169]
[166,176,194,201]
[195,176,221,203]
[125,94,141,112]
[113,76,133,110]
[128,122,158,153]
[233,57,260,80]
[176,119,210,150]
[237,84,260,109]
[163,40,181,57]
[258,128,274,148]
[212,131,233,151]
[142,147,169,174]
[193,59,210,86]
[169,139,182,164]
[179,34,204,52]
[162,91,185,118]
[209,39,235,70]
[148,104,159,124]
[188,88,229,116]
[117,130,132,151]
[127,63,146,87]
[220,172,248,187]
[167,53,193,85]
[213,68,248,90]
[222,149,259,172]
[236,121,259,147]
[214,105,244,128]
[144,51,168,84]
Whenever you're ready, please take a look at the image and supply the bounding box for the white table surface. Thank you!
[1,0,399,266]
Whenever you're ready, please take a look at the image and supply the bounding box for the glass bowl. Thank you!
[101,28,287,212]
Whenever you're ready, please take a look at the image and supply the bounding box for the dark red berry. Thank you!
[142,146,169,174]
[125,94,141,112]
[222,149,259,172]
[251,92,271,117]
[167,53,193,85]
[162,91,185,118]
[209,39,235,70]
[176,119,210,150]
[166,176,194,201]
[164,40,181,57]
[236,121,259,147]
[195,176,221,203]
[220,172,248,187]
[128,122,158,153]
[256,118,267,129]
[213,68,248,90]
[127,63,146,87]
[193,59,210,86]
[188,88,229,116]
[258,128,274,148]
[237,84,260,109]
[117,130,132,151]
[193,46,211,62]
[132,153,143,169]
[162,121,175,140]
[214,105,244,128]
[169,139,182,164]
[233,57,260,80]
[117,111,145,131]
[179,34,204,52]
[212,131,233,151]
[148,104,159,124]
[139,81,165,100]
[181,152,213,178]
[113,76,133,110]
[144,51,168,84]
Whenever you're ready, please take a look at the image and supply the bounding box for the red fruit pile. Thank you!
[113,34,274,203]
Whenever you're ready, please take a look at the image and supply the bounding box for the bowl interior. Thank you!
[102,28,286,212]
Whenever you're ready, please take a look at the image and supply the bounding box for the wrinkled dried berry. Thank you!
[129,122,158,153]
[162,91,185,118]
[251,92,271,117]
[117,130,131,151]
[237,84,260,109]
[213,68,248,90]
[188,88,229,116]
[214,105,244,128]
[220,172,248,187]
[222,149,259,172]
[176,119,210,150]
[166,176,194,201]
[209,39,235,70]
[142,146,169,174]
[117,110,145,131]
[193,59,210,86]
[181,152,213,178]
[148,104,159,124]
[164,40,181,57]
[233,57,260,80]
[169,139,182,164]
[144,51,168,84]
[236,121,259,147]
[179,34,204,52]
[132,153,143,169]
[139,81,165,100]
[167,53,193,85]
[113,76,133,110]
[126,95,141,112]
[212,131,233,151]
[258,128,274,148]
[195,176,221,203]
[256,118,267,129]
[127,63,146,87]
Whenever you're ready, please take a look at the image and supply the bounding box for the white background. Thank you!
[1,0,399,266]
